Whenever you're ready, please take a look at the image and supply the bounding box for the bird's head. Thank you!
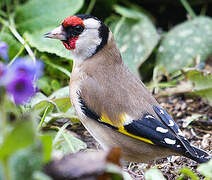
[45,15,109,61]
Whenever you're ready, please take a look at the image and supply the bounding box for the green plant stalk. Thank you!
[8,15,36,63]
[2,158,11,180]
[8,43,26,66]
[0,10,7,18]
[0,15,36,63]
[37,105,50,130]
[43,59,71,77]
[86,0,96,14]
[180,0,196,18]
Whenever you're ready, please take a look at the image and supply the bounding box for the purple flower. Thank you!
[10,58,43,80]
[0,41,9,61]
[4,58,44,105]
[6,75,35,105]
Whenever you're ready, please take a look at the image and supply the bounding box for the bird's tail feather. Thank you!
[184,146,211,163]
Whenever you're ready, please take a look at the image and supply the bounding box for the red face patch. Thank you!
[62,37,78,50]
[61,16,84,50]
[62,16,84,27]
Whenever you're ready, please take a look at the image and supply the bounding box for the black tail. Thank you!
[184,145,211,163]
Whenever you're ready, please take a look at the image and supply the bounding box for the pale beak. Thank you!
[44,25,66,40]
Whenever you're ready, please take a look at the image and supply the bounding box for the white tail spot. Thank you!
[168,120,174,126]
[164,138,176,145]
[156,127,168,133]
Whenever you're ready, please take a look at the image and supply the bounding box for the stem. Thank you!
[3,158,11,180]
[37,105,50,130]
[0,17,8,26]
[0,10,7,18]
[8,15,36,63]
[85,0,96,14]
[8,43,26,66]
[180,0,196,18]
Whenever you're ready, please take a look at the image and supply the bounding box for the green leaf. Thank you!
[10,146,42,180]
[25,29,73,60]
[0,121,35,160]
[51,80,61,91]
[178,167,200,180]
[111,6,158,76]
[156,16,212,73]
[185,69,212,105]
[114,5,141,19]
[37,76,52,95]
[53,123,86,155]
[15,0,84,33]
[29,92,48,108]
[197,159,212,178]
[49,86,69,99]
[30,87,71,116]
[145,168,166,180]
[0,31,22,59]
[53,98,71,112]
[29,92,55,114]
[44,59,71,77]
[40,135,53,163]
[33,171,52,180]
[42,112,80,125]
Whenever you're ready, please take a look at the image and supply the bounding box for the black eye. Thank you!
[74,25,84,33]
[64,25,84,38]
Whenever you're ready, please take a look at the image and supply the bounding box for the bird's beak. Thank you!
[44,25,66,40]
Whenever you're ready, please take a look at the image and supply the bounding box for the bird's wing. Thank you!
[78,93,210,163]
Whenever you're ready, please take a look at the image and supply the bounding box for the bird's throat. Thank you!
[62,37,78,50]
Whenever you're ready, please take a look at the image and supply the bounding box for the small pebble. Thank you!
[176,112,183,118]
[186,99,194,103]
[181,102,187,110]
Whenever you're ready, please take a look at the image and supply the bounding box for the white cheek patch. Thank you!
[83,18,101,29]
[72,28,101,62]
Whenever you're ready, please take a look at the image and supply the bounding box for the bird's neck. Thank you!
[73,32,122,70]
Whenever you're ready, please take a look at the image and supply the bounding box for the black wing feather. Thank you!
[124,113,185,151]
[153,105,210,162]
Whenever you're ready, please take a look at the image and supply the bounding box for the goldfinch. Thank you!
[45,15,211,163]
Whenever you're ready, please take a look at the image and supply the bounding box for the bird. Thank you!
[45,14,211,163]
